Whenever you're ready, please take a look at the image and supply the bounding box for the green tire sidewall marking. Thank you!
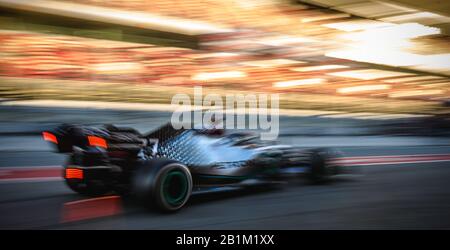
[162,170,188,206]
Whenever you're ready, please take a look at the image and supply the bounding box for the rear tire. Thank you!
[133,158,192,212]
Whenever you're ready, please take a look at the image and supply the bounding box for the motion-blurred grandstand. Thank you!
[0,0,449,116]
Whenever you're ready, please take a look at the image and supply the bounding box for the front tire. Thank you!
[307,148,332,184]
[133,159,192,212]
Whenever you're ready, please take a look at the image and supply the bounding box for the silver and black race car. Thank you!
[43,123,345,212]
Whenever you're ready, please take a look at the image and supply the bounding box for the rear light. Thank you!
[42,132,58,144]
[87,136,108,149]
[65,168,83,179]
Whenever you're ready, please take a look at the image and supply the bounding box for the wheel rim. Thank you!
[162,170,188,206]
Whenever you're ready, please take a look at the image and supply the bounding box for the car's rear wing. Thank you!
[42,124,144,154]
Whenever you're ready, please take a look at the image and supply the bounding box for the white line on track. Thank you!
[1,154,450,183]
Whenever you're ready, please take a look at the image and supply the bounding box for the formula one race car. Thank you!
[43,123,345,212]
